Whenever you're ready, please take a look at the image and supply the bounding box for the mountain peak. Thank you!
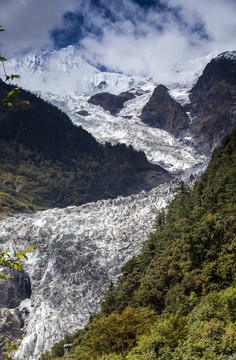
[6,47,145,97]
[140,85,190,136]
[189,49,236,152]
[215,50,236,61]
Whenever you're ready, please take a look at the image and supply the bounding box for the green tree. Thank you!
[81,307,156,358]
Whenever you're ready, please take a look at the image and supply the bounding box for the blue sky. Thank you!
[0,0,236,79]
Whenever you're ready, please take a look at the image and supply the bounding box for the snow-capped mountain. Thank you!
[6,46,144,96]
[6,45,218,99]
[5,46,210,174]
[1,47,235,359]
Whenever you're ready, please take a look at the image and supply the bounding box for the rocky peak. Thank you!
[188,52,236,152]
[190,53,236,95]
[140,85,190,136]
[87,91,135,115]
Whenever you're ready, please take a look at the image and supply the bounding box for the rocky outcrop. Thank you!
[188,52,236,152]
[0,268,31,308]
[140,85,190,136]
[88,91,135,115]
[0,308,22,358]
[76,110,90,117]
[0,269,31,358]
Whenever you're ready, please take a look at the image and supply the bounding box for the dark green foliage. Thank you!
[0,81,151,214]
[51,339,66,358]
[101,127,236,315]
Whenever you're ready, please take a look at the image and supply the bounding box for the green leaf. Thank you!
[22,253,28,260]
[11,74,20,79]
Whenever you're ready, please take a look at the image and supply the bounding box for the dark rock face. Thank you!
[140,85,190,136]
[135,89,150,96]
[88,91,135,115]
[0,268,31,308]
[76,110,90,117]
[188,54,236,152]
[96,81,108,91]
[0,269,31,357]
[0,308,22,358]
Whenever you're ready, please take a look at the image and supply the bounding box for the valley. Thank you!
[0,47,235,359]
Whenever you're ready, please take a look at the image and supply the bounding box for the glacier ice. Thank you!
[1,184,175,359]
[41,85,208,174]
[0,149,207,359]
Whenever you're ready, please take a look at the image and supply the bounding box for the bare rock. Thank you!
[76,110,90,117]
[0,308,22,359]
[0,268,31,309]
[188,53,236,152]
[140,85,190,136]
[88,91,135,115]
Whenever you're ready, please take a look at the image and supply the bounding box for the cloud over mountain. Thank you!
[0,0,236,80]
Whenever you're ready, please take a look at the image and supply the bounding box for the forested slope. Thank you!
[0,81,169,216]
[40,126,236,359]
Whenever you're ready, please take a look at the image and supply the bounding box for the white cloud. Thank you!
[79,0,205,80]
[0,0,79,56]
[0,0,235,80]
[81,25,196,81]
[80,0,236,79]
[168,0,236,52]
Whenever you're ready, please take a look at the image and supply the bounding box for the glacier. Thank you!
[0,146,208,359]
[41,86,207,174]
[0,46,213,359]
[0,184,174,359]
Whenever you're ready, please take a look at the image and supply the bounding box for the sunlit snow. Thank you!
[41,86,207,174]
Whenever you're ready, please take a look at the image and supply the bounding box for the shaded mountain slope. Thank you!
[0,81,171,216]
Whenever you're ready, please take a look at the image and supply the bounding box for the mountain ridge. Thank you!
[7,46,236,155]
[6,46,145,96]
